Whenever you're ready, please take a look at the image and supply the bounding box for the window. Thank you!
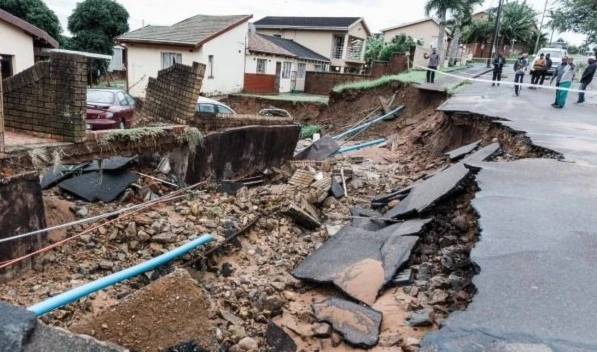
[314,64,325,72]
[256,58,267,74]
[161,52,182,69]
[87,90,115,104]
[117,92,128,105]
[124,93,136,106]
[332,35,344,59]
[282,62,292,78]
[217,105,234,114]
[208,55,214,78]
[197,103,216,113]
[297,63,306,79]
[0,55,14,78]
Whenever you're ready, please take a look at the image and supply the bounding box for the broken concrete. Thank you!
[312,298,382,348]
[82,157,137,172]
[58,171,139,203]
[294,135,340,161]
[265,322,297,352]
[350,206,385,231]
[0,300,37,352]
[445,140,481,160]
[462,142,501,168]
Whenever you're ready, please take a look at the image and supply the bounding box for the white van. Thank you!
[531,48,568,76]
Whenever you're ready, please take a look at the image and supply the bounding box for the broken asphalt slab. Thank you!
[58,171,139,203]
[312,298,382,348]
[265,322,297,352]
[40,163,89,189]
[293,220,430,305]
[445,140,481,161]
[350,206,386,231]
[0,300,37,352]
[82,156,137,172]
[462,142,501,169]
[294,135,340,161]
[421,159,597,351]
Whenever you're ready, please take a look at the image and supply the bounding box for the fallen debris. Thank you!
[445,140,481,161]
[294,135,340,161]
[265,322,297,352]
[58,171,139,203]
[312,298,382,348]
[83,156,137,172]
[283,203,321,230]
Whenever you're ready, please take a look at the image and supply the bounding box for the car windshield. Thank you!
[540,50,563,58]
[87,91,115,104]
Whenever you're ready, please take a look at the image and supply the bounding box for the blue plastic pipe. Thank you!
[27,234,213,316]
[333,105,404,141]
[334,138,386,154]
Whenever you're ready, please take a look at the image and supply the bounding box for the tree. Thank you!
[424,0,463,62]
[67,0,129,57]
[549,0,597,45]
[0,0,63,44]
[447,0,484,66]
[364,35,384,67]
[378,35,417,61]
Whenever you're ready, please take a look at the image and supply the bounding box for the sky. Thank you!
[47,0,586,45]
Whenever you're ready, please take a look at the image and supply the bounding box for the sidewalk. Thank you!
[414,64,493,93]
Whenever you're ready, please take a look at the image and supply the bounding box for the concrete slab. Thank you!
[265,322,297,352]
[0,300,37,352]
[58,171,139,202]
[384,164,470,218]
[40,163,89,189]
[462,142,501,168]
[421,159,597,351]
[83,156,137,172]
[350,206,385,231]
[312,298,382,348]
[445,140,481,160]
[294,135,340,161]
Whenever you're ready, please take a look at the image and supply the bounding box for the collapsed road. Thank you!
[1,63,597,352]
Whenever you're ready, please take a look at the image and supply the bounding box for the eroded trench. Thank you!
[0,85,560,352]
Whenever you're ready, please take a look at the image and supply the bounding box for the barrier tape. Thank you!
[413,63,596,96]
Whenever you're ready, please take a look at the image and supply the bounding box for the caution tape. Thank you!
[413,63,596,96]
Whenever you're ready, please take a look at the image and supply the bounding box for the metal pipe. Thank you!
[334,138,385,154]
[27,234,213,316]
[333,105,404,141]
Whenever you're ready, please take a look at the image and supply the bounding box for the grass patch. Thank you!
[300,125,322,139]
[445,80,472,95]
[100,126,203,152]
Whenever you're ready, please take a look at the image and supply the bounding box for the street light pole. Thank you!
[534,0,549,54]
[487,0,504,68]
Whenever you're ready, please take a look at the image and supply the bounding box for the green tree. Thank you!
[0,0,63,45]
[378,35,417,61]
[424,0,464,61]
[447,0,484,66]
[67,0,129,56]
[549,0,597,45]
[364,35,384,67]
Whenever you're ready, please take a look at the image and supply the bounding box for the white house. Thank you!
[245,32,330,93]
[0,9,59,78]
[116,14,252,97]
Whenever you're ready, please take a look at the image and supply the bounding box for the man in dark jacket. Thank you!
[513,54,528,96]
[492,51,506,86]
[540,53,553,85]
[576,56,596,104]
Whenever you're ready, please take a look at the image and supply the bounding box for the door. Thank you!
[274,62,282,93]
[290,71,297,91]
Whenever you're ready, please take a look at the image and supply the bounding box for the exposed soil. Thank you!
[43,193,76,241]
[224,95,325,123]
[71,269,215,352]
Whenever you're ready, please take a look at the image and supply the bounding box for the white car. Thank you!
[531,48,568,76]
[196,96,236,114]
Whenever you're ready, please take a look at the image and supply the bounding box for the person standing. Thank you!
[491,51,506,86]
[424,48,440,83]
[513,54,528,96]
[550,56,575,108]
[576,56,596,104]
[530,53,546,88]
[540,53,552,85]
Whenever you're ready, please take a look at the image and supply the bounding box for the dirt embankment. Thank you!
[224,95,326,123]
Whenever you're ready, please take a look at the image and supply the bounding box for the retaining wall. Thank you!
[192,113,293,131]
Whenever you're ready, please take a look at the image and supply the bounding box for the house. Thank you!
[109,45,126,73]
[381,18,450,53]
[253,16,371,73]
[116,14,252,97]
[245,32,330,93]
[0,9,59,78]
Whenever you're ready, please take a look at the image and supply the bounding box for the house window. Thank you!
[297,63,306,78]
[314,64,326,72]
[332,35,345,59]
[208,55,214,78]
[282,62,292,78]
[161,52,182,69]
[0,55,14,78]
[256,58,267,73]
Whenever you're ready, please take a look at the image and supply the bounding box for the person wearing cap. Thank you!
[550,56,575,108]
[424,48,440,83]
[530,53,547,88]
[576,56,596,104]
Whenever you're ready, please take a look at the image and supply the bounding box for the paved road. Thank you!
[421,78,597,351]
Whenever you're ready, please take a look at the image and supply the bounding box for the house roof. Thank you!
[381,17,448,34]
[0,9,59,48]
[248,33,330,62]
[116,14,252,47]
[254,16,366,32]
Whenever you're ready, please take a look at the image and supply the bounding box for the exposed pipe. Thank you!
[334,138,385,154]
[332,105,404,141]
[27,234,213,316]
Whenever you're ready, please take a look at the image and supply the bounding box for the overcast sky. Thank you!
[48,0,585,45]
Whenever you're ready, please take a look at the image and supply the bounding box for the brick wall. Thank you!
[192,113,294,131]
[2,52,87,143]
[304,71,370,95]
[244,73,276,94]
[137,62,205,125]
[371,53,409,78]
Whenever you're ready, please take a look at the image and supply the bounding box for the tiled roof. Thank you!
[248,34,330,62]
[0,9,58,48]
[117,14,252,47]
[254,16,361,30]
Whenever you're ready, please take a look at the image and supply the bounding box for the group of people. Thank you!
[491,51,597,108]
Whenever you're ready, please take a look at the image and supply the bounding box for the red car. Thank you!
[86,89,136,130]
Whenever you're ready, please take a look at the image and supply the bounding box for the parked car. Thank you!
[196,96,236,114]
[530,48,569,76]
[86,89,136,130]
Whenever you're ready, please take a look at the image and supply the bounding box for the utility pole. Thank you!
[0,56,4,154]
[534,0,549,54]
[487,0,504,68]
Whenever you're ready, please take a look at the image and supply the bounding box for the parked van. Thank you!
[530,48,568,76]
